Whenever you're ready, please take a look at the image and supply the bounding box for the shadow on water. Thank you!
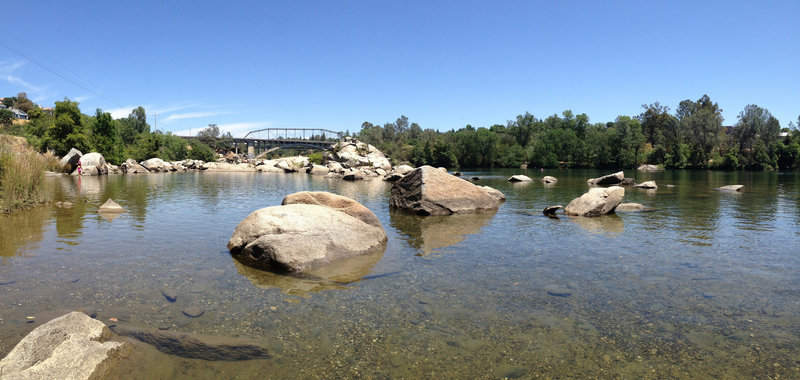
[389,209,497,256]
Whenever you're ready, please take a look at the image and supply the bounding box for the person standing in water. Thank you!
[77,161,83,176]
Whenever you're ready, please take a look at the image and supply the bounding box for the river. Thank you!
[1,169,799,378]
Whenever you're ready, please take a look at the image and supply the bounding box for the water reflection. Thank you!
[390,210,497,255]
[0,206,49,259]
[567,214,624,236]
[232,249,384,296]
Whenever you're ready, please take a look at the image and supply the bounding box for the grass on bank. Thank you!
[0,136,59,213]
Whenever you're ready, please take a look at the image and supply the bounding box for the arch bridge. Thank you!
[235,128,343,157]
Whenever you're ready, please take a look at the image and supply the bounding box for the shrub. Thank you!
[0,144,51,212]
[308,152,325,165]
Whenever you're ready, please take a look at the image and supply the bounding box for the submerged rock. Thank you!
[228,191,387,272]
[587,171,624,186]
[637,164,661,171]
[541,176,558,184]
[0,311,130,379]
[616,202,647,212]
[390,166,503,216]
[565,186,625,217]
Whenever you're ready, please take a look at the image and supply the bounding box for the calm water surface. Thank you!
[1,169,799,378]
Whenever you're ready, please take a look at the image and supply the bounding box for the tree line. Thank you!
[355,95,800,171]
[1,93,227,164]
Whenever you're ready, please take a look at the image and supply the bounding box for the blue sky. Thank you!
[1,1,798,137]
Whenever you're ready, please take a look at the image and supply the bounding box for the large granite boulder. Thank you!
[119,158,150,174]
[565,186,625,217]
[227,191,387,272]
[390,165,504,216]
[306,164,330,175]
[141,158,166,172]
[59,148,82,172]
[333,140,392,170]
[77,152,108,175]
[587,171,624,186]
[0,311,130,379]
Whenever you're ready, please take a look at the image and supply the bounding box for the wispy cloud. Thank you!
[163,111,229,122]
[1,60,46,97]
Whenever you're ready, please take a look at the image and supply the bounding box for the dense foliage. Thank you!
[1,97,217,165]
[356,95,800,171]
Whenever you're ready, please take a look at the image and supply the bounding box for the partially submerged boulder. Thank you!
[541,176,558,184]
[98,199,125,213]
[508,175,533,182]
[635,180,658,189]
[390,165,504,216]
[718,185,744,192]
[0,311,130,379]
[227,192,387,272]
[587,171,624,186]
[479,186,506,202]
[543,205,563,216]
[564,186,625,217]
[120,158,150,174]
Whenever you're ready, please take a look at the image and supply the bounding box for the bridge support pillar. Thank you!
[247,142,255,158]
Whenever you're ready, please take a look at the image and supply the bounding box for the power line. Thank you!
[0,32,126,107]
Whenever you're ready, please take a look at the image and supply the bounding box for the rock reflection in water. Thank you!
[567,214,624,236]
[232,249,384,296]
[390,210,497,255]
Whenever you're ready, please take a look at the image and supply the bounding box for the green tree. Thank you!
[638,102,677,146]
[90,109,123,164]
[43,98,89,156]
[0,108,12,127]
[676,95,724,167]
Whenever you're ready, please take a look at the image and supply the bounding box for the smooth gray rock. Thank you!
[98,199,125,213]
[395,165,414,175]
[306,164,330,175]
[390,166,503,216]
[635,180,658,189]
[121,158,150,174]
[479,186,506,202]
[718,185,744,192]
[587,171,624,186]
[78,152,108,175]
[541,176,558,183]
[565,186,625,217]
[228,192,387,272]
[508,175,533,182]
[140,158,166,172]
[637,164,661,171]
[0,311,129,379]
